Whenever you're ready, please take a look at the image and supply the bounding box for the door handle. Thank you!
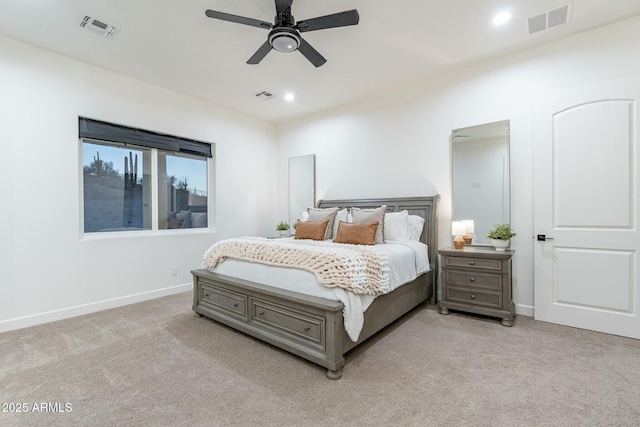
[536,234,554,241]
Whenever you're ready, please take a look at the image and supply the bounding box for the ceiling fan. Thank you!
[205,0,359,67]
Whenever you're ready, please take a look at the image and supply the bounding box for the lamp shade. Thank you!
[462,220,475,234]
[452,221,466,236]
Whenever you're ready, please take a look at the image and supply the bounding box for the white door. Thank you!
[533,81,640,339]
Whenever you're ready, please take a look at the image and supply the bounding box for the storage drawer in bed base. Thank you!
[193,270,346,375]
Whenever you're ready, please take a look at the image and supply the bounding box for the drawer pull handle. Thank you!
[470,261,475,265]
[204,293,209,297]
[304,326,310,332]
[233,303,239,308]
[470,277,475,282]
[471,294,475,299]
[258,311,264,316]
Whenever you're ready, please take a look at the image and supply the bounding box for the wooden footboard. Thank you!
[192,269,348,376]
[193,195,439,379]
[192,268,434,379]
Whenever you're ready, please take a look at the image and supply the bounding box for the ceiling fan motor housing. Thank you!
[268,27,300,53]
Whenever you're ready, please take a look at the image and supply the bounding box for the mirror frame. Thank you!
[451,120,510,246]
[289,154,316,229]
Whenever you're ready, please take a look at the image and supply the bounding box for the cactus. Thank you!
[124,152,138,188]
[123,151,140,227]
[94,152,102,176]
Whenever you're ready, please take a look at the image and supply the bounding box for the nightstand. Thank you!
[438,246,515,327]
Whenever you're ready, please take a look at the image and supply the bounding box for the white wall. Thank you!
[276,16,640,315]
[0,36,277,331]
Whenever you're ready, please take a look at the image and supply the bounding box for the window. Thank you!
[82,141,152,232]
[80,118,212,234]
[158,152,208,230]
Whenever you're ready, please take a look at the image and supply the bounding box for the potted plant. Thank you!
[276,221,290,236]
[487,223,516,251]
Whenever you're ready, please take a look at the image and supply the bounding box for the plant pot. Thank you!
[278,230,289,237]
[491,238,510,252]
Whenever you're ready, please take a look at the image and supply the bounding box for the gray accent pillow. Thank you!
[351,205,386,244]
[307,207,339,240]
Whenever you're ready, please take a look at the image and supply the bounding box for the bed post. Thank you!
[428,195,440,305]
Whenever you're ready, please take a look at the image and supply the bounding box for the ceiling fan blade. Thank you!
[297,37,326,67]
[275,0,294,16]
[205,10,271,30]
[247,41,273,65]
[297,9,359,33]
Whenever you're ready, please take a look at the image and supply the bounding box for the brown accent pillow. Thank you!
[333,221,379,245]
[294,219,329,241]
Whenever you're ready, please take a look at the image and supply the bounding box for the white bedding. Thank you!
[207,239,430,342]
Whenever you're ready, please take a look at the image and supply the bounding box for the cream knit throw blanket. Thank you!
[203,237,391,296]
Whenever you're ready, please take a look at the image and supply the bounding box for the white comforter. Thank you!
[206,239,430,342]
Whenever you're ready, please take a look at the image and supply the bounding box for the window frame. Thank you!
[79,118,214,239]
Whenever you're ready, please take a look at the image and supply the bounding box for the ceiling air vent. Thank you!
[528,3,572,35]
[80,16,118,39]
[254,91,277,101]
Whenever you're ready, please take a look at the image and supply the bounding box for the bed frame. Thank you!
[192,195,439,379]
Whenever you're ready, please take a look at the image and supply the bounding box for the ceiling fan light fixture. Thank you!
[269,28,300,53]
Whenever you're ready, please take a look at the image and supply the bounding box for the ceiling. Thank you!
[2,0,640,123]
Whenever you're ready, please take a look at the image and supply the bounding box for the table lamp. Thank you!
[452,221,466,249]
[462,220,475,245]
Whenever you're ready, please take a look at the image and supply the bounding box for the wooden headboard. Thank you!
[316,195,440,273]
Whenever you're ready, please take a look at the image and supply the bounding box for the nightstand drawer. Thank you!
[444,256,503,271]
[201,284,247,319]
[446,288,502,309]
[445,270,502,291]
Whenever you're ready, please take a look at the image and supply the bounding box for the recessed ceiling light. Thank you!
[492,11,512,26]
[284,93,295,102]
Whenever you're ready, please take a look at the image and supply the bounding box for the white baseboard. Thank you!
[515,304,534,317]
[0,283,192,334]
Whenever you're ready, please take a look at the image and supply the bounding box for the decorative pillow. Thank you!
[167,218,184,229]
[176,210,191,228]
[332,209,349,239]
[384,210,409,241]
[294,219,329,241]
[408,215,425,241]
[351,205,386,244]
[307,207,339,240]
[191,212,207,228]
[333,221,378,245]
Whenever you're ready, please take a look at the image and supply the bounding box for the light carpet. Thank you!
[1,292,639,426]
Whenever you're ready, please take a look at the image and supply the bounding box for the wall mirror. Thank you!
[452,120,510,245]
[289,154,316,228]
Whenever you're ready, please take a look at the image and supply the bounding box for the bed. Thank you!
[192,195,439,379]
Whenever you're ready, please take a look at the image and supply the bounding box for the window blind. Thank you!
[79,117,212,158]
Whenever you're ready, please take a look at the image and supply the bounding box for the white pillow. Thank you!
[332,209,349,239]
[383,210,409,241]
[408,215,425,241]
